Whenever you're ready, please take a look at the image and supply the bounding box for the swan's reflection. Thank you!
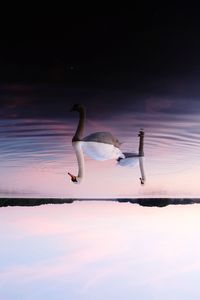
[117,130,146,184]
[68,104,146,184]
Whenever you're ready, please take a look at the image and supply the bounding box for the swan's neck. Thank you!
[72,107,86,142]
[139,157,146,182]
[138,133,144,156]
[73,142,85,180]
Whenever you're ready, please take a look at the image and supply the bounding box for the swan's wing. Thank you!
[83,132,121,147]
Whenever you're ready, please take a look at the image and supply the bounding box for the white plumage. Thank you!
[81,140,125,161]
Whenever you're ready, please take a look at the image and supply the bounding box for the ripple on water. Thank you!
[0,110,200,196]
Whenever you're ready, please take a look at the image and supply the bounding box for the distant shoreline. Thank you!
[0,198,200,208]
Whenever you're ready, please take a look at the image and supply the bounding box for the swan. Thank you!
[68,104,125,183]
[117,130,146,185]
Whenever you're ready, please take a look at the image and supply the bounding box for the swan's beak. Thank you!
[138,129,144,137]
[140,178,145,185]
[68,172,77,182]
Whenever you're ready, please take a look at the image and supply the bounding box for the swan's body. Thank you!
[68,104,124,183]
[68,104,145,184]
[81,131,122,160]
[81,140,123,161]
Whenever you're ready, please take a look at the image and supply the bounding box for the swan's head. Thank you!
[68,172,82,184]
[140,177,145,185]
[138,129,144,138]
[117,155,138,167]
[70,104,85,112]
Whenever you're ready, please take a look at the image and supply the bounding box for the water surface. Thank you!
[1,202,200,299]
[1,84,200,299]
[1,84,200,198]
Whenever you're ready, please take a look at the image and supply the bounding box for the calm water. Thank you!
[1,84,200,197]
[1,202,200,300]
[1,85,200,299]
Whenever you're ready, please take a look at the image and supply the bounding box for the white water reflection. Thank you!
[0,202,200,299]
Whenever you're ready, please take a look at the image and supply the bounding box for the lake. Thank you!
[1,84,200,299]
[1,84,200,198]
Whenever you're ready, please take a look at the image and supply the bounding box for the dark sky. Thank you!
[1,11,200,90]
